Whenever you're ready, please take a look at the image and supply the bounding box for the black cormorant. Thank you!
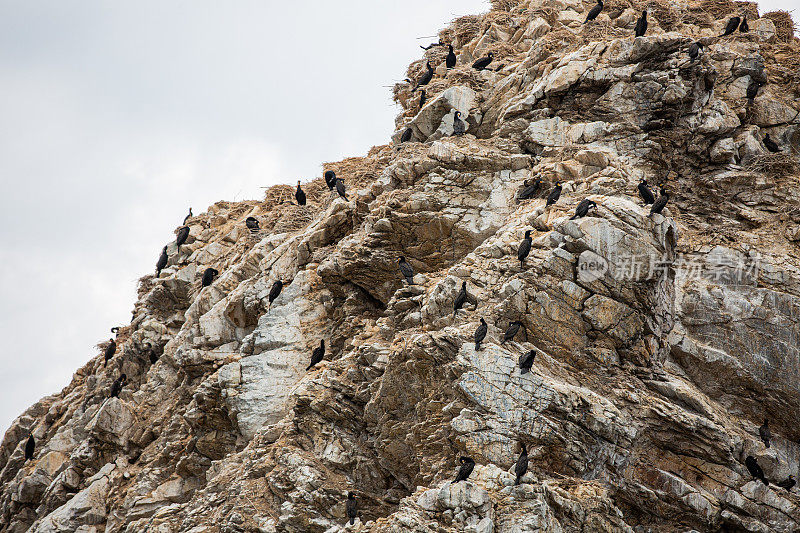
[518,178,541,200]
[335,178,349,201]
[778,476,796,491]
[296,181,306,206]
[24,434,35,461]
[400,128,413,143]
[519,350,536,373]
[453,111,466,136]
[688,42,703,62]
[446,44,457,69]
[110,373,127,398]
[269,280,284,306]
[414,62,434,91]
[156,246,168,277]
[759,419,771,448]
[246,217,260,233]
[763,134,780,153]
[398,256,414,284]
[346,492,357,525]
[638,179,655,204]
[515,443,528,485]
[502,321,524,345]
[453,281,468,316]
[745,455,768,485]
[546,182,562,207]
[474,318,487,350]
[454,456,475,482]
[650,187,669,215]
[584,0,603,23]
[306,340,325,371]
[176,226,190,250]
[104,338,117,365]
[739,16,749,32]
[419,89,427,109]
[201,268,218,287]
[518,230,532,267]
[746,79,762,101]
[570,199,597,220]
[183,207,193,224]
[324,170,337,190]
[145,342,159,365]
[472,52,494,71]
[722,16,740,36]
[634,11,648,37]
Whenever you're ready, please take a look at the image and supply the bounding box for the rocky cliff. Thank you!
[2,0,800,531]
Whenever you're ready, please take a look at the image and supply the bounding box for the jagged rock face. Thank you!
[2,0,800,531]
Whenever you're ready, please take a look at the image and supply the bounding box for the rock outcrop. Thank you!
[2,0,800,531]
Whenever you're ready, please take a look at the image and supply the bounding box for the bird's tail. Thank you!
[766,443,771,448]
[475,342,480,351]
[349,518,355,525]
[570,214,578,220]
[521,367,529,374]
[405,276,413,284]
[515,474,521,485]
[305,364,313,371]
[762,478,769,486]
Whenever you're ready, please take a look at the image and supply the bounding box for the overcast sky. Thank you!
[0,1,796,434]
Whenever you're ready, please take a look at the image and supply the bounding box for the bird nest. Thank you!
[582,19,629,41]
[424,67,486,99]
[682,0,758,28]
[746,152,800,178]
[528,5,559,25]
[647,1,680,32]
[538,29,585,56]
[450,15,483,48]
[761,41,800,96]
[763,11,797,42]
[490,0,524,11]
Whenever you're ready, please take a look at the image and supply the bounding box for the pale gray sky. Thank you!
[0,1,796,434]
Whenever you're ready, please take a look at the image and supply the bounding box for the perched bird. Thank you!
[759,419,771,448]
[722,16,741,36]
[634,10,648,37]
[324,170,337,190]
[454,456,475,483]
[346,492,357,526]
[472,52,494,71]
[650,187,669,215]
[156,246,168,277]
[474,318,488,350]
[446,44,457,69]
[519,350,536,373]
[295,181,306,206]
[176,226,190,250]
[546,182,562,207]
[110,373,127,398]
[268,280,284,306]
[454,281,468,317]
[514,443,528,485]
[688,41,703,62]
[145,342,159,365]
[306,340,325,371]
[739,16,749,33]
[418,89,427,109]
[24,434,35,461]
[201,267,219,287]
[745,455,768,485]
[746,79,762,102]
[400,128,413,143]
[246,217,260,233]
[502,321,524,345]
[570,199,597,220]
[518,230,532,267]
[183,208,193,224]
[763,133,780,153]
[584,0,603,23]
[414,62,434,91]
[777,476,796,491]
[518,178,541,200]
[398,256,414,284]
[104,338,117,365]
[453,111,466,136]
[335,178,349,201]
[638,179,655,204]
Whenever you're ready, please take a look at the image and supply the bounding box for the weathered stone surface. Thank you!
[2,1,800,532]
